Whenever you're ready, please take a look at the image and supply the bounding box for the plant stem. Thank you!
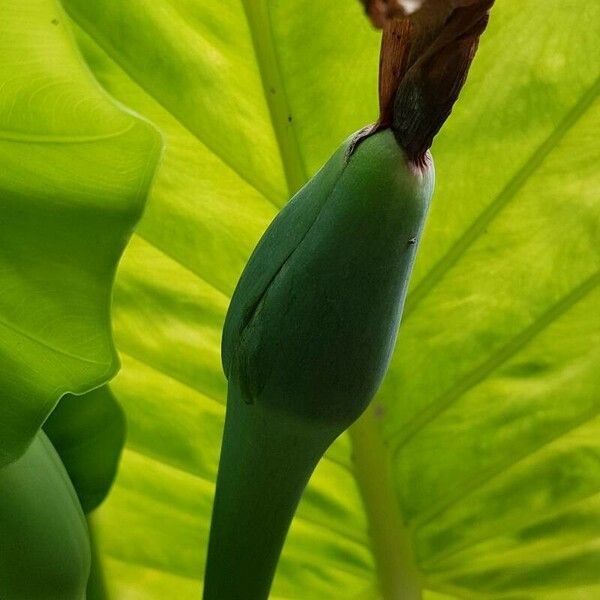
[241,0,307,196]
[350,407,422,600]
[86,516,108,600]
[203,386,333,600]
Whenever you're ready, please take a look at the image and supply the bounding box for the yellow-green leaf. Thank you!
[0,0,160,466]
[56,0,600,598]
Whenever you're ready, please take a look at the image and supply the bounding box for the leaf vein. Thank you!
[403,74,600,319]
[391,270,600,451]
[424,491,600,576]
[62,6,281,208]
[0,315,111,367]
[240,0,307,195]
[413,407,600,538]
[0,122,135,144]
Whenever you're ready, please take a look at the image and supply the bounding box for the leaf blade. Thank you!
[0,0,161,465]
[54,0,600,597]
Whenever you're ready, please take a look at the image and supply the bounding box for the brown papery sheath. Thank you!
[360,0,494,165]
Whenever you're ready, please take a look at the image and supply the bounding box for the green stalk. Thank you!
[241,0,307,195]
[203,387,333,599]
[86,516,108,600]
[204,128,433,599]
[350,408,422,600]
[204,5,494,598]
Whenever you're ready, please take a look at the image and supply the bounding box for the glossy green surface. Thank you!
[224,131,433,425]
[206,131,432,598]
[2,0,598,598]
[0,0,161,466]
[0,432,90,600]
[44,386,126,513]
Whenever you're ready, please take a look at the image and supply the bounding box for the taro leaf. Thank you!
[44,386,126,513]
[57,0,600,598]
[0,0,161,467]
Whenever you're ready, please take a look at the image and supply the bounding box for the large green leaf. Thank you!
[57,0,599,598]
[0,0,160,466]
[44,386,126,513]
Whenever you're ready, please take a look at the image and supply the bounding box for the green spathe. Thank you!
[0,432,90,600]
[205,129,434,599]
[223,129,434,425]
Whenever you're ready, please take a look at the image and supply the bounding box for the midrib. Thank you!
[350,410,424,600]
[241,0,307,197]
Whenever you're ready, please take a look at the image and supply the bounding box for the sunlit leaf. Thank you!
[0,0,160,466]
[55,0,600,597]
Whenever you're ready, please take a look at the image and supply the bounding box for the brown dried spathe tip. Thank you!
[361,1,485,29]
[347,16,412,154]
[378,18,412,128]
[393,0,493,164]
[361,0,423,27]
[360,0,494,164]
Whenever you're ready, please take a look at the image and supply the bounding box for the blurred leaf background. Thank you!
[3,0,600,598]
